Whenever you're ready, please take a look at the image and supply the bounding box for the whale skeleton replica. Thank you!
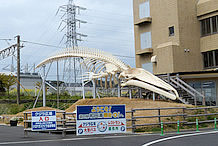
[36,47,181,101]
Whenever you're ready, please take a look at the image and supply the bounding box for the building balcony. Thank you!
[134,17,152,25]
[136,48,153,55]
[200,33,218,52]
[197,0,218,17]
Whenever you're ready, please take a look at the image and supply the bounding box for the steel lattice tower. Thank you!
[57,0,87,87]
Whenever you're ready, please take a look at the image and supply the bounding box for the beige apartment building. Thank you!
[133,0,218,105]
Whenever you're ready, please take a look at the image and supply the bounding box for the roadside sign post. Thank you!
[76,105,126,136]
[160,121,164,136]
[214,118,217,130]
[32,111,57,131]
[177,120,180,134]
[196,119,199,132]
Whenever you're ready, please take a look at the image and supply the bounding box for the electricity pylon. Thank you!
[57,0,87,88]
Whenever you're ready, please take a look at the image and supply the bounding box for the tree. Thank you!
[0,74,6,94]
[0,80,6,93]
[0,73,16,96]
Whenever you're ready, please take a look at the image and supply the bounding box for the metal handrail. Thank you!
[175,77,204,98]
[170,78,195,97]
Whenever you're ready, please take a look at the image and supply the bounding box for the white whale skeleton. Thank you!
[36,47,179,101]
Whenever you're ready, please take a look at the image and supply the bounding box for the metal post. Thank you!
[160,121,164,136]
[167,73,170,83]
[194,95,197,106]
[33,63,36,73]
[42,65,46,107]
[131,109,135,133]
[196,119,199,132]
[182,107,186,121]
[202,96,206,106]
[158,109,161,124]
[24,112,28,137]
[177,120,180,134]
[138,88,142,98]
[34,87,37,97]
[62,112,66,137]
[118,78,121,98]
[16,35,20,105]
[82,82,85,99]
[215,118,217,130]
[81,67,85,99]
[92,79,96,99]
[57,61,59,108]
[129,87,132,99]
[153,92,155,101]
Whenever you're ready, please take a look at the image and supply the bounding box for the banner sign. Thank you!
[76,105,126,135]
[32,111,57,131]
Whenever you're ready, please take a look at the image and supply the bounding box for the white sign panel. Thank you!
[31,111,57,131]
[76,105,126,135]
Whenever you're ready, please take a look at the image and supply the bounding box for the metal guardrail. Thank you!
[126,106,218,133]
[23,106,218,136]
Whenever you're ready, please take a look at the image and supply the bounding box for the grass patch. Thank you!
[135,126,160,133]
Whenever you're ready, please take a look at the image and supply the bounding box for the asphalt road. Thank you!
[0,125,218,146]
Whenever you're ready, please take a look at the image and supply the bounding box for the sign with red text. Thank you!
[76,105,126,135]
[31,111,56,131]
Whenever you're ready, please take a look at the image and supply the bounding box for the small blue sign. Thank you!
[32,111,57,131]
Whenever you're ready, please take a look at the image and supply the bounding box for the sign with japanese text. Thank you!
[31,111,57,131]
[76,105,126,135]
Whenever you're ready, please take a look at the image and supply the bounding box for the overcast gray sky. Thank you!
[0,0,135,80]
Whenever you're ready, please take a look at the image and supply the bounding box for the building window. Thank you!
[215,50,218,66]
[140,31,152,49]
[142,62,153,73]
[169,26,175,36]
[139,0,150,19]
[206,18,211,34]
[189,81,216,106]
[203,53,209,68]
[203,49,218,68]
[212,16,217,33]
[201,15,218,36]
[201,20,206,35]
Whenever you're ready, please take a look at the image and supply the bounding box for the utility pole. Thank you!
[16,35,20,105]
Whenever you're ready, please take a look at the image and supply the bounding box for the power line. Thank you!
[80,14,132,23]
[86,8,133,17]
[86,21,133,30]
[81,27,133,34]
[0,39,13,41]
[114,54,135,59]
[21,40,63,49]
[87,35,134,43]
[20,40,135,59]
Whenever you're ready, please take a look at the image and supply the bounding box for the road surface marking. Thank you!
[143,130,218,146]
[0,135,138,145]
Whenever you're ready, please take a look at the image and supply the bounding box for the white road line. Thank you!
[142,130,218,146]
[0,135,137,145]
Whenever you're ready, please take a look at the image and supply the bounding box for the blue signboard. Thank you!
[77,105,126,120]
[76,105,126,135]
[32,111,57,131]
